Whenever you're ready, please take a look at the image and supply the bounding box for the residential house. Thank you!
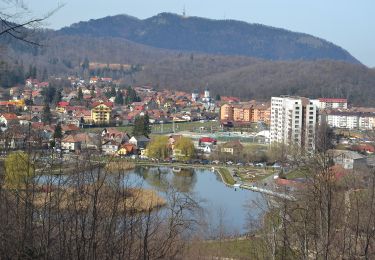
[118,143,137,156]
[75,133,100,150]
[102,140,120,155]
[30,105,45,114]
[0,113,19,130]
[351,144,375,154]
[61,135,81,151]
[199,137,217,147]
[56,101,70,113]
[102,128,130,144]
[129,136,150,149]
[328,149,366,170]
[220,140,244,155]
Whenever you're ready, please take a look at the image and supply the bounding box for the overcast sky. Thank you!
[25,0,375,67]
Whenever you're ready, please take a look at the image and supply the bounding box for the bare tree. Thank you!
[0,0,62,45]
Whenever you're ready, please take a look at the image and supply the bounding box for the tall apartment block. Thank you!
[270,96,318,151]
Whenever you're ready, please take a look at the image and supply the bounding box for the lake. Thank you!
[37,166,265,236]
[130,166,265,235]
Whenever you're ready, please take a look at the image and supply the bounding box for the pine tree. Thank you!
[132,114,151,137]
[78,87,83,100]
[42,104,52,124]
[125,86,141,104]
[53,89,62,105]
[143,113,151,137]
[115,90,124,105]
[53,123,62,139]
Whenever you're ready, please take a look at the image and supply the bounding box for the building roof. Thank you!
[120,143,136,152]
[1,113,18,120]
[132,135,150,142]
[328,149,365,160]
[221,140,244,149]
[319,98,347,103]
[199,137,217,143]
[61,124,80,132]
[57,101,70,107]
[62,135,78,143]
[91,101,113,108]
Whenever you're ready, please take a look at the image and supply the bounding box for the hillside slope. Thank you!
[1,16,374,106]
[58,13,359,63]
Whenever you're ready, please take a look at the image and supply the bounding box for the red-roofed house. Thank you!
[351,144,375,154]
[0,113,19,129]
[57,101,70,113]
[199,137,217,148]
[36,82,49,88]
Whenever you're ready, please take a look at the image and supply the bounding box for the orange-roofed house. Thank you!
[118,143,137,156]
[56,101,70,113]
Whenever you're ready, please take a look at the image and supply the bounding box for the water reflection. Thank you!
[134,167,197,193]
[37,166,265,235]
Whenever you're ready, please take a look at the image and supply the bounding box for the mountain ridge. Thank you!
[2,14,375,106]
[58,12,359,64]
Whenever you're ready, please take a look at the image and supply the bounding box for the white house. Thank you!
[328,149,366,170]
[102,140,119,155]
[61,135,81,151]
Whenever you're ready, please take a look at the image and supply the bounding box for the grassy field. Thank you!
[285,168,310,179]
[236,167,276,183]
[188,238,269,259]
[83,120,221,134]
[217,167,236,185]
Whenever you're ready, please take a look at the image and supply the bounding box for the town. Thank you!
[1,1,375,258]
[1,76,375,186]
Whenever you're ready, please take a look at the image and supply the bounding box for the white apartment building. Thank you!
[323,111,375,130]
[271,96,318,151]
[316,98,348,110]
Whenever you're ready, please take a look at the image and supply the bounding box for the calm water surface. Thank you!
[130,166,265,234]
[38,166,265,235]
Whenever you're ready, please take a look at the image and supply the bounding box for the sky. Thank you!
[23,0,375,67]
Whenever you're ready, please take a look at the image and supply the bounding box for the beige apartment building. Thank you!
[220,102,270,124]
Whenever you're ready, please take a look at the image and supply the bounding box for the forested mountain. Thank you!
[1,13,375,106]
[58,13,358,63]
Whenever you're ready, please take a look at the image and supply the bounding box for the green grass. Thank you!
[218,167,236,185]
[243,143,269,152]
[82,121,220,134]
[236,167,276,183]
[286,168,309,180]
[189,238,269,259]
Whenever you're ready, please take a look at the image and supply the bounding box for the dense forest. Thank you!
[59,13,358,63]
[1,13,375,105]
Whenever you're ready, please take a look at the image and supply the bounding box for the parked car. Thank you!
[226,161,233,165]
[201,159,209,165]
[255,162,266,167]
